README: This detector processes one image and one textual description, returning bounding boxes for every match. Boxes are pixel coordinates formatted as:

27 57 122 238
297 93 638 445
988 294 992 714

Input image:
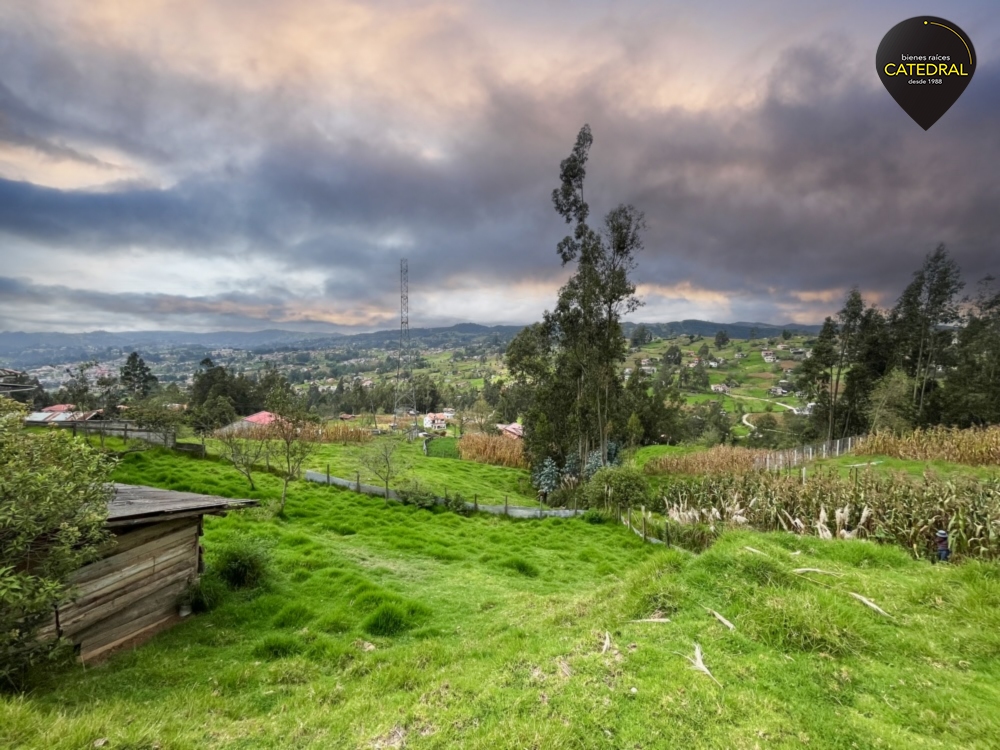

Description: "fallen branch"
849 592 894 619
630 618 671 623
705 607 735 631
792 568 843 577
744 546 766 555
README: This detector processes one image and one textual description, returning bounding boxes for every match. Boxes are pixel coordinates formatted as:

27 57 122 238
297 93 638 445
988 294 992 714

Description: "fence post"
356 472 361 492
504 495 508 516
801 466 806 485
641 506 647 542
326 464 330 484
474 494 478 512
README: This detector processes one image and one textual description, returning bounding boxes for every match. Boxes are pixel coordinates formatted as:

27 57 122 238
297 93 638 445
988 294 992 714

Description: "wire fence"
753 436 859 472
303 470 583 519
29 419 176 447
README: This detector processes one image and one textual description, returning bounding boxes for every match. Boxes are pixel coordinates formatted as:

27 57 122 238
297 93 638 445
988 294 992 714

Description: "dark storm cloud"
0 275 350 332
1 3 998 332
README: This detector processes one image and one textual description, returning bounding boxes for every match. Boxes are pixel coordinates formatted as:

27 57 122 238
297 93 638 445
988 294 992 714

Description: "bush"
213 533 274 589
583 465 651 509
581 509 606 524
1 400 113 688
395 480 439 509
362 603 413 636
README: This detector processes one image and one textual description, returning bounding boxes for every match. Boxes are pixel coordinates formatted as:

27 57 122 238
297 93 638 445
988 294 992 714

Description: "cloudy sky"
1 1 998 333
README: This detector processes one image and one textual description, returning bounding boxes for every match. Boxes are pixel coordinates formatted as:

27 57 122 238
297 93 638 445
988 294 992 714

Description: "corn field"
321 422 373 444
659 469 1000 559
645 445 768 475
856 426 1000 466
457 433 528 469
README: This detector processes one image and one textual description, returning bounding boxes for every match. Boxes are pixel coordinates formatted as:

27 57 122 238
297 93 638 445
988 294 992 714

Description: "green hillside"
4 449 1000 749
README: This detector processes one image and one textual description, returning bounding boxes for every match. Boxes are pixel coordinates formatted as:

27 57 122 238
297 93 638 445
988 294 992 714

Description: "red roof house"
42 403 76 412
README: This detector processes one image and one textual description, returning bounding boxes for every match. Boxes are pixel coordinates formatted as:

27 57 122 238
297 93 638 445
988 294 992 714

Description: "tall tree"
714 330 730 350
119 352 157 400
890 245 964 422
828 288 865 441
546 125 645 467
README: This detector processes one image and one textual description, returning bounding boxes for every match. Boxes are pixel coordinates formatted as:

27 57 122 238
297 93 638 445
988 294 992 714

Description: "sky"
1 0 998 334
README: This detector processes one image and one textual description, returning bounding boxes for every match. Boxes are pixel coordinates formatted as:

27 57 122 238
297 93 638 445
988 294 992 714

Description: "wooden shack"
38 484 257 662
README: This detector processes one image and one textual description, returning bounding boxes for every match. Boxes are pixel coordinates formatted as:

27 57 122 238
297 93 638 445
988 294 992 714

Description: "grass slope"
4 450 1000 749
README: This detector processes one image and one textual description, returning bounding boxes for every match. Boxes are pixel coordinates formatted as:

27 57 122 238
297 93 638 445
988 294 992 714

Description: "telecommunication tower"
393 259 417 428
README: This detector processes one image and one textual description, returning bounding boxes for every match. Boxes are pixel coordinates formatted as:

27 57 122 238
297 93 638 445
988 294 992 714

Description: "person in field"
935 529 951 562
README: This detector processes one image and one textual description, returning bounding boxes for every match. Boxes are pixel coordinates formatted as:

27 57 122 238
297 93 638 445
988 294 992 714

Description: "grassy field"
307 437 538 506
807 453 1000 481
5 449 1000 748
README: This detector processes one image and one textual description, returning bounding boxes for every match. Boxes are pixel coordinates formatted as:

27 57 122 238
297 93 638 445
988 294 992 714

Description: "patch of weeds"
499 556 540 578
272 603 316 628
251 634 305 660
316 612 353 634
213 533 274 589
183 573 227 613
363 603 414 636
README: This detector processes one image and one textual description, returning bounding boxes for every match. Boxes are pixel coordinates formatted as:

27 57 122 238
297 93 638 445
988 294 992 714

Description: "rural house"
39 484 257 663
423 413 448 430
711 384 730 394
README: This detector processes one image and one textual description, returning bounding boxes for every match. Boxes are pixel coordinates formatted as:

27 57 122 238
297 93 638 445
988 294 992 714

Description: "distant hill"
623 320 822 340
0 320 820 367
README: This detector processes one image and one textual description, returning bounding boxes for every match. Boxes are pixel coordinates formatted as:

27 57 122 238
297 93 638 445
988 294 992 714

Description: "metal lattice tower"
393 259 417 428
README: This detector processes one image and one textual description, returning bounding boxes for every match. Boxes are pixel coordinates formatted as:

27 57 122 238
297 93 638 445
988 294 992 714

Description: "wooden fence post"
326 464 330 484
641 506 647 542
356 472 361 492
474 494 478 512
504 495 508 516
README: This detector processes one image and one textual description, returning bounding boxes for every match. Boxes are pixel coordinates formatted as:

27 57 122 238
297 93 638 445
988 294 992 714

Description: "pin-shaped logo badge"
876 17 976 130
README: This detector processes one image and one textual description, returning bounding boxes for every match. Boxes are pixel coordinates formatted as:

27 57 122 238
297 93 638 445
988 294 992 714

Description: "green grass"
307 437 538 506
5 448 1000 748
810 453 1000 481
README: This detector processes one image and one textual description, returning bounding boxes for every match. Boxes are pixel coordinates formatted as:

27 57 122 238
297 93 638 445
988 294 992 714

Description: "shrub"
583 465 651 509
362 603 413 636
499 556 540 578
213 533 274 589
0 400 113 688
581 509 606 524
395 480 439 509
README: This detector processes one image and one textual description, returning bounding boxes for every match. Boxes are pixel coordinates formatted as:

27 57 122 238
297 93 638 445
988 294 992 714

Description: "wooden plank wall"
39 518 200 662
